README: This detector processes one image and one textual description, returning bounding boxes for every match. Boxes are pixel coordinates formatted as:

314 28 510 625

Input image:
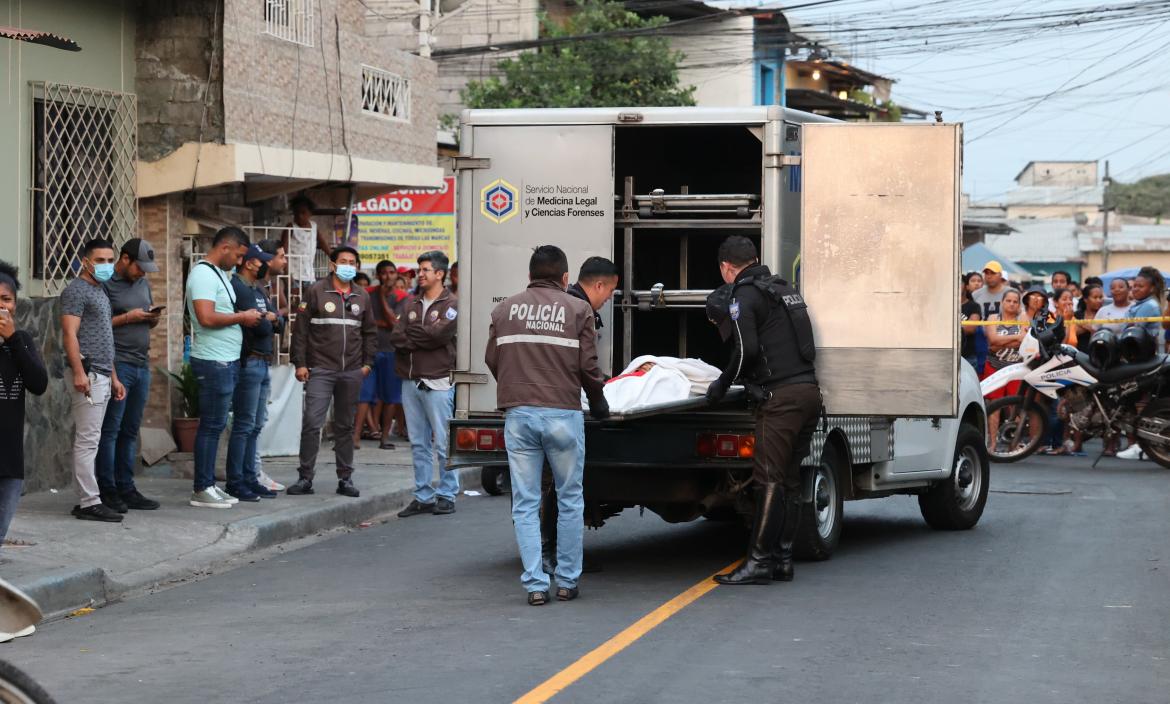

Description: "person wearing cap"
224 244 284 502
972 260 1011 321
96 238 163 514
288 246 377 498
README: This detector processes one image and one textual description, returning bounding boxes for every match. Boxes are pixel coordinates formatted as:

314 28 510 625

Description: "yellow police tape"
961 316 1170 327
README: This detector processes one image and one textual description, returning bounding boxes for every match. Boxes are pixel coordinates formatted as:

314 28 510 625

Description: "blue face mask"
93 263 115 283
336 264 357 282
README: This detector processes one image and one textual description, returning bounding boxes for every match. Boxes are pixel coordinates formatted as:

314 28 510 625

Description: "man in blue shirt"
185 227 261 509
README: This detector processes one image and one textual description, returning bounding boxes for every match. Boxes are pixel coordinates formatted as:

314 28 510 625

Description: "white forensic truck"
448 106 988 559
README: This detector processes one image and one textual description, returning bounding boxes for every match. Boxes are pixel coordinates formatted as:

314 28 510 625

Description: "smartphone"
149 306 166 314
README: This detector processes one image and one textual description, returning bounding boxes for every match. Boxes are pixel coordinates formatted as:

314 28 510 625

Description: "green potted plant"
161 363 199 453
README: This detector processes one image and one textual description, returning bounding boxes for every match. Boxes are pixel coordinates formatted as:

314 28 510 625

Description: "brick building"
1 0 441 490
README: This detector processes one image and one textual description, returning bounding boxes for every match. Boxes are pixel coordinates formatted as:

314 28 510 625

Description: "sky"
724 0 1170 200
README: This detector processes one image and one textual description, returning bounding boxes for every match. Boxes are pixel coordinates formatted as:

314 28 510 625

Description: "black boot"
715 483 785 586
772 491 801 582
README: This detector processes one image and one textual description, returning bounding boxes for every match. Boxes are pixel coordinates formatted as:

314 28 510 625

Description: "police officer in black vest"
705 236 822 585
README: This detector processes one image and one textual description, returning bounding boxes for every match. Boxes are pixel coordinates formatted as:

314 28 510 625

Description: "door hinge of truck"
764 154 801 169
453 156 490 170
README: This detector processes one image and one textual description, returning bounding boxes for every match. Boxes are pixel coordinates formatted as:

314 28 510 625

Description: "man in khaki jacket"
485 245 608 606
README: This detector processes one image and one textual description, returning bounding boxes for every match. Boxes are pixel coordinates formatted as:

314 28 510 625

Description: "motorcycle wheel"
0 659 57 704
985 395 1048 462
1136 399 1170 469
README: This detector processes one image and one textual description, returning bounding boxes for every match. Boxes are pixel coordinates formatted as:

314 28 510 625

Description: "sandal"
527 591 549 606
556 586 579 602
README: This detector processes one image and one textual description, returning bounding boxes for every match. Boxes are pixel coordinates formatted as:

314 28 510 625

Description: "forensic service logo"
480 179 518 223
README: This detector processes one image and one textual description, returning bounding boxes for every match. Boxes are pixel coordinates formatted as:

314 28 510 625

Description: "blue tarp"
1096 267 1165 289
962 243 1036 281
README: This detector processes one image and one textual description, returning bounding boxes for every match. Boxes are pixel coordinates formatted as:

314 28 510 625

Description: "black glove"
706 377 730 405
590 398 611 421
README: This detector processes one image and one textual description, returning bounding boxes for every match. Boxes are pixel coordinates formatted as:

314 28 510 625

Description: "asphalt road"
5 455 1169 704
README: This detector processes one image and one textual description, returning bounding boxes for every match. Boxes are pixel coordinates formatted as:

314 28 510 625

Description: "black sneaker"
72 504 124 522
246 481 278 499
120 489 160 511
225 484 261 502
99 489 128 514
434 497 456 515
397 499 435 517
286 479 314 495
337 479 360 498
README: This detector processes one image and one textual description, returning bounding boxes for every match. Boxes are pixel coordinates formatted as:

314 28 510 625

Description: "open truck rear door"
800 123 961 418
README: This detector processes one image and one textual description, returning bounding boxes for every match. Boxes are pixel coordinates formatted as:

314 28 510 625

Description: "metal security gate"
32 82 137 295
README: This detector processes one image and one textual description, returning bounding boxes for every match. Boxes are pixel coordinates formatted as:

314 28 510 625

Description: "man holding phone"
96 238 163 513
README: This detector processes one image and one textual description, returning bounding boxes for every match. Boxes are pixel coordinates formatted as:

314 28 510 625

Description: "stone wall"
221 0 437 168
136 0 225 162
365 0 540 117
16 297 73 493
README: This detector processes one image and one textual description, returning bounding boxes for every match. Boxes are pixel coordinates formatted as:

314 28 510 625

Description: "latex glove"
706 378 730 405
590 398 610 421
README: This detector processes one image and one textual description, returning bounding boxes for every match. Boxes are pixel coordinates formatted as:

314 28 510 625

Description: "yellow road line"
513 559 742 704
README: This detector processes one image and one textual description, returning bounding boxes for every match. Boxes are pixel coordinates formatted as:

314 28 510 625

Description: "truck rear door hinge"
764 154 802 169
453 157 490 170
453 371 489 384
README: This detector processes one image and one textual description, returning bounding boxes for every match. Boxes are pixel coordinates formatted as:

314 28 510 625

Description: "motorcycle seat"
1096 355 1168 384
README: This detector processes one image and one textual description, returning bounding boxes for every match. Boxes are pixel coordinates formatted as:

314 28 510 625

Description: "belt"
248 351 273 362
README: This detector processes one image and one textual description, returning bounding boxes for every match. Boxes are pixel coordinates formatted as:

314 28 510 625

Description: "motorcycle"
0 577 56 703
981 315 1170 467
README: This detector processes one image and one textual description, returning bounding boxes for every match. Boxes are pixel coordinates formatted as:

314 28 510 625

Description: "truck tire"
919 423 989 530
481 467 510 496
795 443 845 561
984 395 1047 462
0 659 57 704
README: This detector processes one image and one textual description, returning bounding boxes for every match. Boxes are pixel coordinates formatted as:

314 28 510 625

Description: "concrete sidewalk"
0 443 485 619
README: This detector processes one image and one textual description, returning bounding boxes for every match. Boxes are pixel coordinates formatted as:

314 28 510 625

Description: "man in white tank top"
281 196 331 286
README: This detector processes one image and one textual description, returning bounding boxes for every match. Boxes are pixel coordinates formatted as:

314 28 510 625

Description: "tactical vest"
732 274 817 386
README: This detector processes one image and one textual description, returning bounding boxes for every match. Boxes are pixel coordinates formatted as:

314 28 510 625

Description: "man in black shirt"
224 244 282 501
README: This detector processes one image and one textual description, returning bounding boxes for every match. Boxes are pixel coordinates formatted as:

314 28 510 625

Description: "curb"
22 467 484 620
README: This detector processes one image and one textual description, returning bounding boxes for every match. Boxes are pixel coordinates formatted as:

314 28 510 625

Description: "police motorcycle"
982 314 1170 467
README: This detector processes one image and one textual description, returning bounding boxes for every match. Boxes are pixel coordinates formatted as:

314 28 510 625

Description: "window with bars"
264 0 314 47
31 82 137 296
361 65 411 122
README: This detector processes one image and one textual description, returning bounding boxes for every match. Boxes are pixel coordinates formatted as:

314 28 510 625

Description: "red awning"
0 26 80 51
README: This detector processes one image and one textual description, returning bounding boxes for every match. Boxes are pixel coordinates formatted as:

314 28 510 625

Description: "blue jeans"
0 478 22 551
226 357 270 488
191 358 239 492
400 381 458 503
504 406 585 593
96 362 151 494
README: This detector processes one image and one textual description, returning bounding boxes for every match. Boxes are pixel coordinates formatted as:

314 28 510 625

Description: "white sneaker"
0 625 34 643
258 471 285 492
1116 445 1147 461
210 486 239 504
190 488 232 509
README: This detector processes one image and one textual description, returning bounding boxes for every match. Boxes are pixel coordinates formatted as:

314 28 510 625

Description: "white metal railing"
31 82 137 296
361 64 411 122
264 0 314 47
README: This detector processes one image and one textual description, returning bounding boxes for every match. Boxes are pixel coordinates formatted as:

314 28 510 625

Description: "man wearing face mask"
186 227 262 509
705 236 821 586
288 246 377 497
61 239 127 522
96 239 162 514
225 244 281 502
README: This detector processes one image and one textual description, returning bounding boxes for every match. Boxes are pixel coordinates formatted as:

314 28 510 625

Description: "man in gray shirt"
97 239 162 513
61 239 125 522
972 260 1011 321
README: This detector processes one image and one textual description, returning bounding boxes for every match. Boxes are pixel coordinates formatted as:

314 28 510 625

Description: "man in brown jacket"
485 245 609 606
287 246 376 498
390 251 460 518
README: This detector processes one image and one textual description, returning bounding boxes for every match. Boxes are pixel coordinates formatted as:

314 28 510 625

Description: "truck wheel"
481 467 510 496
919 424 989 530
795 443 845 561
984 395 1047 462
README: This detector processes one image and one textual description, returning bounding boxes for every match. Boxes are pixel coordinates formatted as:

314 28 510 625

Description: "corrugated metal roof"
998 185 1102 207
985 219 1082 262
0 25 80 51
1078 223 1170 253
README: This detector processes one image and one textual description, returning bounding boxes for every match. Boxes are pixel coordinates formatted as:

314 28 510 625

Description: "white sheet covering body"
584 356 724 413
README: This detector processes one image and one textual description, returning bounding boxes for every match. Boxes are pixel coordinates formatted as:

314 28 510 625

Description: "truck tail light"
456 428 506 452
696 433 755 459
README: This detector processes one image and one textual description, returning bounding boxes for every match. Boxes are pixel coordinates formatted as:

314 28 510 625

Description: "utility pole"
418 0 433 58
1101 160 1112 273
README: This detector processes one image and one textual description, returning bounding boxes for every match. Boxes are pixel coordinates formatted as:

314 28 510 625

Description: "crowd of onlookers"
961 259 1167 459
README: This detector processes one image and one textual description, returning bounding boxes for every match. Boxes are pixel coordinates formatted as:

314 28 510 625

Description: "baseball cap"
983 260 1004 274
243 244 274 263
120 238 159 273
398 266 415 275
